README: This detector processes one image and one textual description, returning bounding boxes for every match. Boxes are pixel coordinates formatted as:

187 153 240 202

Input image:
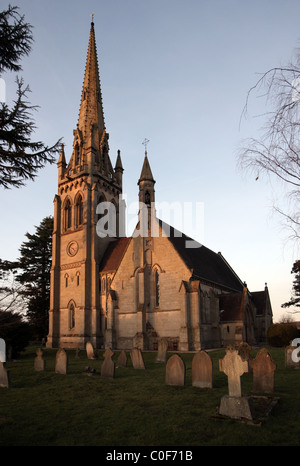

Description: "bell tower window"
64 199 72 231
75 194 83 227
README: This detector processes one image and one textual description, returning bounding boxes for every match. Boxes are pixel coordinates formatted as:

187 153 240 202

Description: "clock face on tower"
67 241 79 257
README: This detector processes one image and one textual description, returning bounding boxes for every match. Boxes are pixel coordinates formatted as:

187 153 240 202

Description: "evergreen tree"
15 216 53 339
282 260 300 310
0 5 61 189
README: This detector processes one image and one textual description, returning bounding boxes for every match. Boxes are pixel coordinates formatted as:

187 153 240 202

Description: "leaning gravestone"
250 348 276 393
156 338 168 363
86 341 97 360
165 354 185 386
130 348 145 369
101 347 115 379
219 346 254 420
192 350 213 388
117 350 127 368
34 348 45 372
285 340 300 369
55 348 68 375
0 362 10 388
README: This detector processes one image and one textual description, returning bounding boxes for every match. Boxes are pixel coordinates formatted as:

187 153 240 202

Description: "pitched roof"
160 220 244 292
99 237 131 273
219 292 246 321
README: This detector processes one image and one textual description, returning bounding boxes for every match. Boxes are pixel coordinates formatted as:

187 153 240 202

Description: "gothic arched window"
74 143 80 165
155 269 160 307
64 199 72 231
69 302 75 329
75 194 83 227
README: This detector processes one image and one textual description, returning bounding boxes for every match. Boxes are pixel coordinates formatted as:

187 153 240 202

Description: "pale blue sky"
1 0 300 322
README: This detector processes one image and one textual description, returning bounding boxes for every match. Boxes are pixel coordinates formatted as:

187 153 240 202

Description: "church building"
46 21 273 351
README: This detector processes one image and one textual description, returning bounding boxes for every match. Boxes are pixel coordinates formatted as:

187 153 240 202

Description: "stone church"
46 21 273 351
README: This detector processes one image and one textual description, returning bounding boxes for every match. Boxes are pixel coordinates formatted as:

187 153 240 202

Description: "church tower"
47 20 123 349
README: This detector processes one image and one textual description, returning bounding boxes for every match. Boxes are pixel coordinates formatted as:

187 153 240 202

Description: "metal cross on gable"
142 138 150 154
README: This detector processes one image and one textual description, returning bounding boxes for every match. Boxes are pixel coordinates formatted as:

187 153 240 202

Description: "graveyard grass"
0 346 300 446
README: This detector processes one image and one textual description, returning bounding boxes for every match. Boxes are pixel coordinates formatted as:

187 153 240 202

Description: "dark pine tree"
16 216 53 339
0 5 61 189
282 260 300 310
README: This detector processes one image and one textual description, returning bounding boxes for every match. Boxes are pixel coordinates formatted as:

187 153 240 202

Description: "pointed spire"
77 20 105 138
138 154 155 183
115 150 123 172
57 143 66 166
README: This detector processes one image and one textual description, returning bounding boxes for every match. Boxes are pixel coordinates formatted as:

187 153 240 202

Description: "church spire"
77 20 105 139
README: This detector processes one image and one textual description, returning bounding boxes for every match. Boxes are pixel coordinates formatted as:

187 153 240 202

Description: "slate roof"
99 237 131 273
159 220 244 292
99 219 244 293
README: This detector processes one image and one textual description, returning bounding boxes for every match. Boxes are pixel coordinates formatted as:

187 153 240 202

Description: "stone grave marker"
285 340 300 369
117 350 127 368
55 348 68 375
86 341 97 360
0 338 6 362
101 347 115 379
165 354 185 386
156 338 168 363
34 348 45 371
219 346 254 420
130 348 145 369
0 362 10 388
250 348 276 393
192 350 213 388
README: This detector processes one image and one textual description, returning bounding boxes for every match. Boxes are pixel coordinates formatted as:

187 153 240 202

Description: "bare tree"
238 50 300 240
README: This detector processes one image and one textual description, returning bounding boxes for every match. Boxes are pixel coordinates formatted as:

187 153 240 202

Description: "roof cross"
142 138 150 155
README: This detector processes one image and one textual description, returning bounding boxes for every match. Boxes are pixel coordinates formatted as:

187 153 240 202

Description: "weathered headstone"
192 350 213 388
219 346 254 420
55 348 68 375
219 346 248 397
101 347 115 379
117 350 127 368
86 341 97 360
156 338 168 363
250 348 276 393
130 348 145 369
165 354 185 386
0 362 9 388
285 340 300 369
34 348 45 372
0 338 6 362
238 342 252 362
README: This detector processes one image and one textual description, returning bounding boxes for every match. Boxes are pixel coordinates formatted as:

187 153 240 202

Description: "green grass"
0 346 300 446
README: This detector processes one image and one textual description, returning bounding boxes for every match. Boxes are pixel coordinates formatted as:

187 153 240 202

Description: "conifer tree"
282 260 300 311
0 5 61 189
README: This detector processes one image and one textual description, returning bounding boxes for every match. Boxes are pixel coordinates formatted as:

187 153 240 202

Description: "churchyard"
0 344 300 446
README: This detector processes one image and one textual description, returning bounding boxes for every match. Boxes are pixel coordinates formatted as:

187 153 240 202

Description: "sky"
1 0 300 323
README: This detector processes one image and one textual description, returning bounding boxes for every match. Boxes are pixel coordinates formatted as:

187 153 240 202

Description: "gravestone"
55 348 68 375
219 346 254 420
285 340 300 369
238 342 252 362
130 348 145 369
165 354 185 386
101 347 115 379
117 350 127 368
250 348 276 393
192 350 213 388
0 362 10 388
86 341 97 360
0 338 6 362
156 338 168 363
34 348 45 371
